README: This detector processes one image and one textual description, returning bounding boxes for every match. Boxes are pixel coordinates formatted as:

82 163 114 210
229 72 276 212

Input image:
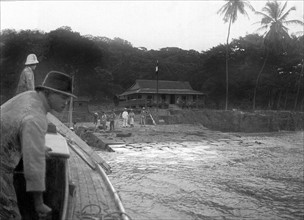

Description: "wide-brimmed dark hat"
36 71 77 98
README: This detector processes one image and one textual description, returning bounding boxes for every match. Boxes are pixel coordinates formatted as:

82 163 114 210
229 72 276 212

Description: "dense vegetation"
0 26 303 111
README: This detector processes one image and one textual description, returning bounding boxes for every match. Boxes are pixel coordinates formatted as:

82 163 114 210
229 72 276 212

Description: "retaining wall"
160 110 304 132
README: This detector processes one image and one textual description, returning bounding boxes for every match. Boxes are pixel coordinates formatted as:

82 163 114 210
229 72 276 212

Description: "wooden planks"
68 149 119 219
47 113 111 174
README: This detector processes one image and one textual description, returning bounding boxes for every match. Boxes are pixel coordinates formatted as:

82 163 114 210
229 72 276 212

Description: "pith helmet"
25 54 39 65
36 71 77 98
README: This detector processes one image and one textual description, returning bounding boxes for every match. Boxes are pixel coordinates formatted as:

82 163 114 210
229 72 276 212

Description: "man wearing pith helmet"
16 53 39 95
1 71 76 219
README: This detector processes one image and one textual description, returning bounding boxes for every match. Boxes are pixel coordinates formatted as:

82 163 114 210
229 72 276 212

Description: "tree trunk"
253 50 269 110
225 18 232 111
267 88 274 110
294 63 303 111
284 87 289 110
293 76 301 111
276 90 282 110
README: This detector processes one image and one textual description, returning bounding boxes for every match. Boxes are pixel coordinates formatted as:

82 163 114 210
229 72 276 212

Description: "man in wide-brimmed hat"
1 71 76 219
16 54 39 95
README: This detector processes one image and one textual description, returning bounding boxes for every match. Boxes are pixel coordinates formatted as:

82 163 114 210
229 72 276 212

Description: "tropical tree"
217 0 254 110
252 0 304 110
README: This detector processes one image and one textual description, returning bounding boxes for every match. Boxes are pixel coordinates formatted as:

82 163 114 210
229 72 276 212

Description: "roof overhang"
119 89 204 97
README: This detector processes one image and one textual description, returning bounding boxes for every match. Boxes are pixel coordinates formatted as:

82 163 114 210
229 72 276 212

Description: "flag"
155 60 159 76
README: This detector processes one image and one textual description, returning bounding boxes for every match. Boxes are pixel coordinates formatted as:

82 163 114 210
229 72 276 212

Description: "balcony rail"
119 98 205 109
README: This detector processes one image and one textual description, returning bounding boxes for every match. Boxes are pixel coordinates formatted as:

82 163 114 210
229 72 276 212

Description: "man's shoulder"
22 66 33 74
2 91 37 108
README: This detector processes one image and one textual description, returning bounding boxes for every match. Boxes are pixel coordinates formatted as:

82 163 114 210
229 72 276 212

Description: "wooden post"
68 74 74 128
157 70 159 112
196 94 198 109
156 60 159 112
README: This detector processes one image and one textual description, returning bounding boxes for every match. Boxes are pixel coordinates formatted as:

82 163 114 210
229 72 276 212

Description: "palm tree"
217 0 254 110
252 0 304 110
294 60 303 111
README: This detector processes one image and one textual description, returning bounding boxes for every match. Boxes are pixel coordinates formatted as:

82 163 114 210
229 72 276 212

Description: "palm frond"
218 0 254 24
238 5 250 19
293 31 304 37
279 1 288 18
252 21 260 25
262 1 276 18
261 17 273 25
217 3 230 15
255 25 269 33
243 1 255 12
284 20 304 26
255 11 273 23
266 1 281 21
280 6 296 21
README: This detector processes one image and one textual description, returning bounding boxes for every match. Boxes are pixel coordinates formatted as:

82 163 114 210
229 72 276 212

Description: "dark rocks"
116 132 132 137
75 126 114 151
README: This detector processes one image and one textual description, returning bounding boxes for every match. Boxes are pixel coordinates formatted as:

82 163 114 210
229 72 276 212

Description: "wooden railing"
119 98 205 109
118 99 150 108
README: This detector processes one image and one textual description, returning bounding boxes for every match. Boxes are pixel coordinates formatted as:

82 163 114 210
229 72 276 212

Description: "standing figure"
108 109 116 131
122 108 129 128
1 71 76 220
16 54 39 95
101 111 107 130
93 112 99 132
129 109 135 127
93 112 99 125
140 107 147 126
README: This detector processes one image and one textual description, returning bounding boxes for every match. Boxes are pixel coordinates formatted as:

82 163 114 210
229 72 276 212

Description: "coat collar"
37 91 51 114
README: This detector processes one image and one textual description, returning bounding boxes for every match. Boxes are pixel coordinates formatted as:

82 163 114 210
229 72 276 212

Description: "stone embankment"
157 109 304 132
73 109 303 152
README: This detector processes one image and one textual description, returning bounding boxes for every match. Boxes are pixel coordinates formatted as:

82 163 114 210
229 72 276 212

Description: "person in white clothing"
16 54 39 95
122 108 129 127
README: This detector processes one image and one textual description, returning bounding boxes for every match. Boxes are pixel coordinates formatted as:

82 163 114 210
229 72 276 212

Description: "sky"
1 0 303 52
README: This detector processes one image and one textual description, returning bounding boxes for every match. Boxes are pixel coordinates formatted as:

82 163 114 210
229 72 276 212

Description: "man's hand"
45 146 52 158
35 203 52 217
33 192 52 216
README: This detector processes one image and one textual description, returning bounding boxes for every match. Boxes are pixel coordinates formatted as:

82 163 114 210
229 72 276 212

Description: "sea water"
101 134 304 220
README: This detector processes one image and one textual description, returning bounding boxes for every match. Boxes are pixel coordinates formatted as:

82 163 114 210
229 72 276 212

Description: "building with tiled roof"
118 79 205 108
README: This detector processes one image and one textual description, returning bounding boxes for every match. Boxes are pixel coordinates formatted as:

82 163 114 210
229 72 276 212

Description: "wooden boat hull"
13 155 69 220
14 119 129 220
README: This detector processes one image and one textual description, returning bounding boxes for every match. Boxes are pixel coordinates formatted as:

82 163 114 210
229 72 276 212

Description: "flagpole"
156 60 159 112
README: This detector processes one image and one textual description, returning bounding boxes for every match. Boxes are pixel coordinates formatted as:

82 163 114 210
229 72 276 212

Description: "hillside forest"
0 26 303 111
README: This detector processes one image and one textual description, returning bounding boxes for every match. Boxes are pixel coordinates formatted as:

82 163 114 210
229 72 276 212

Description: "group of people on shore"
122 107 148 127
93 110 116 131
93 107 148 131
